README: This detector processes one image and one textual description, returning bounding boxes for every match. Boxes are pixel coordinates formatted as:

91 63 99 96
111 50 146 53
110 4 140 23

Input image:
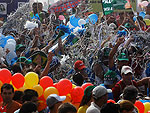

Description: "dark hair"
123 85 138 101
19 102 37 113
58 103 77 113
73 72 84 86
13 91 24 102
1 83 14 93
101 103 120 113
119 100 134 112
22 89 38 103
11 63 23 74
79 94 92 107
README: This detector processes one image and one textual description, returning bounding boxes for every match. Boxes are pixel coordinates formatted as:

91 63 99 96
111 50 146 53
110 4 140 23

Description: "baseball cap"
104 70 117 85
74 60 86 70
46 94 66 108
121 66 133 75
84 86 96 97
16 44 25 51
92 86 112 99
16 57 32 64
117 53 129 61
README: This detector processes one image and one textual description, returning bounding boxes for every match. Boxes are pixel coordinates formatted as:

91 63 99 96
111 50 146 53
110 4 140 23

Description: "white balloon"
7 39 16 46
6 51 17 65
78 19 86 26
4 42 16 52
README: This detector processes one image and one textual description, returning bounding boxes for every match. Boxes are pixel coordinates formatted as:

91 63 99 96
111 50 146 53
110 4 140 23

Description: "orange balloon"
57 79 72 96
12 73 25 89
0 68 12 83
81 83 93 90
40 76 53 90
63 94 71 103
44 87 59 100
71 86 84 103
38 100 47 112
33 85 43 97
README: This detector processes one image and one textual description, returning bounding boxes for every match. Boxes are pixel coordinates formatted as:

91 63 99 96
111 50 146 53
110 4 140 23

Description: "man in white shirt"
86 86 112 113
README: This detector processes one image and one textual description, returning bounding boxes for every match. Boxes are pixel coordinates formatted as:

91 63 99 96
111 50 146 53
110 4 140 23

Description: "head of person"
121 66 133 85
79 86 96 107
92 86 111 107
117 53 129 71
119 100 135 113
46 94 66 112
104 70 118 88
101 102 120 113
128 11 134 19
91 61 104 81
38 2 43 11
22 89 39 106
73 72 84 86
74 60 86 72
19 101 38 113
119 12 124 19
123 85 138 104
15 44 25 57
1 83 14 103
13 91 24 104
58 102 77 113
32 2 38 14
146 3 150 15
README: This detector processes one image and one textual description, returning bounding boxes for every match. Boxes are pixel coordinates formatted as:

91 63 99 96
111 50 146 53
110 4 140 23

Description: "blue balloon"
133 16 136 21
0 34 7 48
0 35 15 48
139 12 146 19
70 15 80 27
87 14 98 24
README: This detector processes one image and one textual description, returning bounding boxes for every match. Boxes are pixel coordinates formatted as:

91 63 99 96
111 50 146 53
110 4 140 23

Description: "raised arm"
109 37 125 69
40 52 54 78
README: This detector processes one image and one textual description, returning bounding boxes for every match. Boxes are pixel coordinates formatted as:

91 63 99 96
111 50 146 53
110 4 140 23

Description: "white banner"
0 3 7 15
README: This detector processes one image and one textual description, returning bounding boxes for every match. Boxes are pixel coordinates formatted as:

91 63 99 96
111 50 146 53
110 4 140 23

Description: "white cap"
121 66 133 75
92 86 112 99
46 94 66 107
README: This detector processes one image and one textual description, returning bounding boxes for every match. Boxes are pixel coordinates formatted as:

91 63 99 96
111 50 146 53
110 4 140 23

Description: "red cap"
74 60 86 70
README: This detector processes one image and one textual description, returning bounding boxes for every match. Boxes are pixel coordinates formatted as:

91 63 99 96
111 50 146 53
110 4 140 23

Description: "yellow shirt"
77 105 89 113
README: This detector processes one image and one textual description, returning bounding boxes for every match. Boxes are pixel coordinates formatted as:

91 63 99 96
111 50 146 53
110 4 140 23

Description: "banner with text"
102 0 113 15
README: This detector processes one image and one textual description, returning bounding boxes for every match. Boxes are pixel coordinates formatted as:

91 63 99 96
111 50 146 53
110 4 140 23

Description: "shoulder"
12 100 22 107
86 103 100 113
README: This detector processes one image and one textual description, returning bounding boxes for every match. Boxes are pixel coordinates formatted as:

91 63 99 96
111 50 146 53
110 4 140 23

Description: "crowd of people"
0 0 150 113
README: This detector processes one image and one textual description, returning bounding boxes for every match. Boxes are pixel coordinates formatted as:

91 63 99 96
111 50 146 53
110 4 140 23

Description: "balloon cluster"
134 101 150 113
0 69 96 109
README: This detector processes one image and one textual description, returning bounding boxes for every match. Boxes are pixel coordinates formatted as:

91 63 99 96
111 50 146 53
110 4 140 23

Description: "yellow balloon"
144 19 150 26
144 102 150 113
17 86 26 92
25 72 39 88
44 87 59 100
9 81 17 91
33 85 43 97
72 84 76 89
0 81 3 93
63 94 71 103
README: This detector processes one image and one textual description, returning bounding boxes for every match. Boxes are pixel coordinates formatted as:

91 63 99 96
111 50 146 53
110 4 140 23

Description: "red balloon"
40 76 53 90
71 86 84 103
134 101 145 113
81 83 93 90
57 79 72 96
107 99 116 103
12 73 25 89
0 68 12 83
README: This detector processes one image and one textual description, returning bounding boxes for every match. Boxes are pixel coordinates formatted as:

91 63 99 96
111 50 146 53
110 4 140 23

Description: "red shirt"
112 80 138 102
